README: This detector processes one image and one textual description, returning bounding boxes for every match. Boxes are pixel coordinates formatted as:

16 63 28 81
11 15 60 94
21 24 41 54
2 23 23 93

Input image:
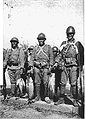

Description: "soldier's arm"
49 45 53 67
19 48 25 69
29 48 35 67
54 53 62 67
3 50 9 69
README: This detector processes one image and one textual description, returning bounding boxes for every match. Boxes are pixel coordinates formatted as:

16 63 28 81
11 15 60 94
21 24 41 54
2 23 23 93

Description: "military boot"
32 84 41 103
54 97 65 105
54 84 65 105
71 85 79 107
72 99 79 107
10 84 16 97
53 94 59 102
44 84 51 104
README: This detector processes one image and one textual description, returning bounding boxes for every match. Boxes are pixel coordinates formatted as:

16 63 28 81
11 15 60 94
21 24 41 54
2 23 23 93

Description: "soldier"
3 37 25 97
28 46 35 96
52 46 62 102
29 33 53 103
3 48 7 61
23 46 35 99
28 46 34 69
54 26 79 106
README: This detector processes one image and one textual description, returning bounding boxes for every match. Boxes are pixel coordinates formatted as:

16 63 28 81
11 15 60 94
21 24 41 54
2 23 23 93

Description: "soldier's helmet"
37 33 46 40
28 45 34 50
52 46 59 53
66 26 75 35
10 37 19 43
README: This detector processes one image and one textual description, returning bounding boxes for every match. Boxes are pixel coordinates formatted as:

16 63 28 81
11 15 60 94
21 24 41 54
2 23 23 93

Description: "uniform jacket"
60 39 78 66
3 47 25 70
29 44 53 68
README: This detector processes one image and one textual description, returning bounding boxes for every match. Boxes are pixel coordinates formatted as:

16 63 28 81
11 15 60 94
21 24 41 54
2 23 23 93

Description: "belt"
65 57 76 63
34 61 49 69
9 63 18 66
65 57 77 67
12 63 18 66
7 65 20 70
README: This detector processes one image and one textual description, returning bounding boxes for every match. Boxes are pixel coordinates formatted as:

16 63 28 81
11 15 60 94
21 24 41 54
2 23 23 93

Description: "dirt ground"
0 96 81 119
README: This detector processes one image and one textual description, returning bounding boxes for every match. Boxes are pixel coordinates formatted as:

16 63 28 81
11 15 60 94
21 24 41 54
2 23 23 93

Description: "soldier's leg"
32 67 41 102
8 70 16 96
43 68 51 103
15 69 21 80
21 73 27 95
70 66 78 106
32 73 36 99
15 69 23 97
43 69 49 97
54 68 61 102
70 66 77 98
54 70 67 105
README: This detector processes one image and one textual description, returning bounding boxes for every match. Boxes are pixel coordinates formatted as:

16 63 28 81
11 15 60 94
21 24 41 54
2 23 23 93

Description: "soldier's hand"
47 67 52 75
53 63 58 68
39 64 42 69
20 68 24 74
3 62 7 69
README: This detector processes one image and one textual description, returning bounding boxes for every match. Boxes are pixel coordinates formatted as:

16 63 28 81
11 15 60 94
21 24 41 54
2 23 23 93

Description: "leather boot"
10 84 16 97
44 83 48 98
73 99 79 107
54 97 65 105
71 85 78 107
32 84 41 102
71 85 77 98
44 83 51 103
54 84 65 105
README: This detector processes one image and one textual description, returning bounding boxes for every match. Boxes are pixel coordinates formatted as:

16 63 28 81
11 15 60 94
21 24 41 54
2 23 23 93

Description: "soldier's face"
38 39 45 46
11 41 18 49
29 49 33 55
67 33 74 41
53 51 57 56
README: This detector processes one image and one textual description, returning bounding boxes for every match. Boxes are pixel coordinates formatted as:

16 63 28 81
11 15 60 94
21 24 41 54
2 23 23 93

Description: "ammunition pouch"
34 61 48 69
65 57 77 67
34 61 41 69
7 61 18 67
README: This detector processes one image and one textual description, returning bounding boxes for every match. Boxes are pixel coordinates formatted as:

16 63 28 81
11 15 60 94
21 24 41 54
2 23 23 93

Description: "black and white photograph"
0 0 84 118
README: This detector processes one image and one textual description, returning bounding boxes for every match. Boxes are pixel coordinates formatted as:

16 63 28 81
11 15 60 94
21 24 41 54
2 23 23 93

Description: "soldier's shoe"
45 97 51 104
54 98 65 105
22 93 28 98
73 99 79 107
6 95 11 99
8 93 15 98
32 96 41 103
53 95 59 102
28 99 33 104
19 93 25 98
3 94 10 100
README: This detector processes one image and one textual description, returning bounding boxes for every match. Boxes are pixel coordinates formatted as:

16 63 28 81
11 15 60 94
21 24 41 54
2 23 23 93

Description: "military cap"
52 46 59 52
37 33 46 40
10 37 19 43
28 45 34 50
66 26 75 35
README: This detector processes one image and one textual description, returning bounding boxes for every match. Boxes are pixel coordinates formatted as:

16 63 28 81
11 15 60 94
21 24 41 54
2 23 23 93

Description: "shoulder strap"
37 45 49 59
60 41 67 47
7 49 12 56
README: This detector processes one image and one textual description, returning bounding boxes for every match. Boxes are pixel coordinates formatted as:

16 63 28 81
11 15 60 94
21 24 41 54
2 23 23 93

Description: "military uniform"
54 26 79 106
3 47 25 96
3 49 7 61
24 46 35 99
60 40 78 98
30 44 53 101
51 47 62 101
